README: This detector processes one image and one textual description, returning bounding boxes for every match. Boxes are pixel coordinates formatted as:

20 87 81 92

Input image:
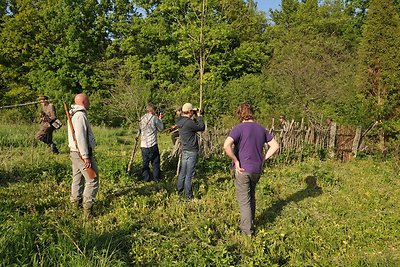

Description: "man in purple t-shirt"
224 103 279 236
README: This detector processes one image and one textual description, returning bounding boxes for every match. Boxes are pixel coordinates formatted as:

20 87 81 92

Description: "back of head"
146 104 156 114
74 93 90 109
182 103 193 114
236 103 255 121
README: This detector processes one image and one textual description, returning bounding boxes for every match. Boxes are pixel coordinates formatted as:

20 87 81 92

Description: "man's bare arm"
223 136 244 174
265 138 279 160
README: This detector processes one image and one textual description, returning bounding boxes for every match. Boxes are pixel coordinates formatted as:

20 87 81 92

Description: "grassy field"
0 124 399 266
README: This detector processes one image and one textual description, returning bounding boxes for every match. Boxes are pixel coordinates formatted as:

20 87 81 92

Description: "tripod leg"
127 137 139 174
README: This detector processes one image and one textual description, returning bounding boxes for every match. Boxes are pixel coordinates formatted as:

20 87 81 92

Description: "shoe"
50 144 59 154
83 208 93 220
71 200 82 209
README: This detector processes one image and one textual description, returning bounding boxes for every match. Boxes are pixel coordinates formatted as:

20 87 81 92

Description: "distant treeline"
0 0 399 151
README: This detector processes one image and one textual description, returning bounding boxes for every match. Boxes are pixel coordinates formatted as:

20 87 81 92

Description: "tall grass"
1 124 399 266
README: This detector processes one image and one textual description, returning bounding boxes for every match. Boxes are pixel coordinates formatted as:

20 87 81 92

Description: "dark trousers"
141 145 161 181
35 124 54 145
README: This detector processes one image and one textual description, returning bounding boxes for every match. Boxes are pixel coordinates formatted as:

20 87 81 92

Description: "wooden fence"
168 119 376 163
269 120 363 162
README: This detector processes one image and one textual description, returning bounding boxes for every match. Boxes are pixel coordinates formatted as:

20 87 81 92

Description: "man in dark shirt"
176 103 205 200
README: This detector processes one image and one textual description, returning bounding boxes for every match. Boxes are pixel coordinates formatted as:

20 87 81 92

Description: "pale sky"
255 0 281 12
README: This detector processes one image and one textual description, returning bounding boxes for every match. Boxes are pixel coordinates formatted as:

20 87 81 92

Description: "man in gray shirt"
140 104 164 182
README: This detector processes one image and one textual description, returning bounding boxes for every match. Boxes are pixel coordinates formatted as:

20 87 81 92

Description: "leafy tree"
103 0 268 124
0 0 41 104
344 0 369 35
106 56 151 128
27 0 109 96
0 0 110 122
270 0 300 29
357 0 400 152
149 0 268 112
267 0 357 121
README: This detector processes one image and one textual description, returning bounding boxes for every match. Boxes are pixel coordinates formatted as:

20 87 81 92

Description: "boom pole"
0 101 41 110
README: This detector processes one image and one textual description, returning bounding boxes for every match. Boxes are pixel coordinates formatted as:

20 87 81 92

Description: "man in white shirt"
140 104 164 182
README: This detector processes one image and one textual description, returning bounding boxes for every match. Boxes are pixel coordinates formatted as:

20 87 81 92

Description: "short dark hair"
236 103 255 121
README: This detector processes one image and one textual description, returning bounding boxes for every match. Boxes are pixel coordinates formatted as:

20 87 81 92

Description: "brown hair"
236 103 255 121
146 103 156 113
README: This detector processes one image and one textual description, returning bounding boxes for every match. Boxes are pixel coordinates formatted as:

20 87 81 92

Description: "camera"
155 104 166 117
192 108 204 116
155 107 163 116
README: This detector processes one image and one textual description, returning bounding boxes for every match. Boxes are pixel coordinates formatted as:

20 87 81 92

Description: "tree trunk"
199 0 206 110
373 67 385 153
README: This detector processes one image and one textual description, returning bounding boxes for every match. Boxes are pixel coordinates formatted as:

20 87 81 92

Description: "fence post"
352 127 362 158
328 122 337 158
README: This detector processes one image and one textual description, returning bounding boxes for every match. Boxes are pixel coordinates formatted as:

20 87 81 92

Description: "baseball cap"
182 103 193 112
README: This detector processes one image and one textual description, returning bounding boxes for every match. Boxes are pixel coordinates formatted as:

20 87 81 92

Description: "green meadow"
0 124 399 266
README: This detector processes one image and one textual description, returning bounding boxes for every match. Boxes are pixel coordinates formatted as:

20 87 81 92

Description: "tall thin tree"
357 0 400 152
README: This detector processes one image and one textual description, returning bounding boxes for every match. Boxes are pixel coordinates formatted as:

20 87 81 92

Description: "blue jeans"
177 150 198 199
141 145 161 181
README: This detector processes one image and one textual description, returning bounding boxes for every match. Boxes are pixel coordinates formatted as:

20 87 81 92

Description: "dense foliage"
0 0 399 149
